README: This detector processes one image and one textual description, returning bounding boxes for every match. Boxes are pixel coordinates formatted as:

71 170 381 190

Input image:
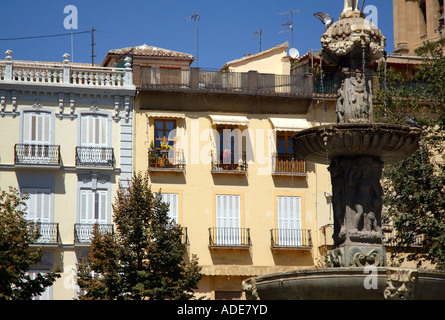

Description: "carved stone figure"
342 0 359 14
384 268 418 300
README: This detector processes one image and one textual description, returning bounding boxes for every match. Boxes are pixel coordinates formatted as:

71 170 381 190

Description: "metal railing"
272 153 306 175
75 146 115 167
270 229 312 248
383 225 424 248
208 227 251 247
140 67 314 96
14 144 60 166
74 223 114 244
211 151 248 173
33 222 59 244
148 149 185 170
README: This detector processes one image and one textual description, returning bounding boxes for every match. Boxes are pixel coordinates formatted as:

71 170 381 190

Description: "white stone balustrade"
1 50 133 89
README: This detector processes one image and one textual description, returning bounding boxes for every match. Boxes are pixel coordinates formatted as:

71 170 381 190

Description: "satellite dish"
289 48 300 59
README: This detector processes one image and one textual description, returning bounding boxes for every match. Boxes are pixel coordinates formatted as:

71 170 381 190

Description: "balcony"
272 153 307 176
211 151 248 174
148 149 185 172
208 227 251 249
383 225 424 248
74 223 114 244
31 222 60 245
14 144 61 168
75 146 115 169
270 229 312 250
139 67 316 97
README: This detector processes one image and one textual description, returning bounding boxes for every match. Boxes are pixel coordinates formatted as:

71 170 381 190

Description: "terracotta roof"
106 44 194 60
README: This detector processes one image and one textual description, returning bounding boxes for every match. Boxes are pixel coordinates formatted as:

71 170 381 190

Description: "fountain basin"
243 267 445 300
293 123 422 164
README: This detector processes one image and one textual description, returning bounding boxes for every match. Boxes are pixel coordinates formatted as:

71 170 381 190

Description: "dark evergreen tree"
77 172 203 299
0 187 61 300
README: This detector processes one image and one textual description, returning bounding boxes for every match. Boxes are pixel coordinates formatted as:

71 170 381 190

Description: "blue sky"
0 0 394 68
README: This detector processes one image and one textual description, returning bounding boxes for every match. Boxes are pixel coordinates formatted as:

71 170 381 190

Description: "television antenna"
253 29 263 52
277 9 300 48
91 27 97 66
186 12 200 67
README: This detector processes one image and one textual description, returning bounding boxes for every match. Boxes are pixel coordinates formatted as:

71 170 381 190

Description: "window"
218 125 236 165
23 111 51 145
277 196 302 246
79 189 108 225
157 193 178 223
154 119 176 150
215 194 240 245
276 131 295 155
28 271 52 300
81 114 108 147
22 188 51 223
77 113 113 167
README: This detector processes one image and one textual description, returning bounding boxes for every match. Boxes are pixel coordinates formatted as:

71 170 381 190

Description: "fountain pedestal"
292 123 422 267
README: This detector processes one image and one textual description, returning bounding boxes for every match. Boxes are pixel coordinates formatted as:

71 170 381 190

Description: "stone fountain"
243 1 445 300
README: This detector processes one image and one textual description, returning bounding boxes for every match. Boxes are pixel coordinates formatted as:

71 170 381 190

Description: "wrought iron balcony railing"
148 149 185 171
29 222 60 244
75 146 115 168
382 225 424 248
211 151 247 174
14 144 60 166
74 223 114 244
270 229 312 248
208 227 251 247
272 153 306 176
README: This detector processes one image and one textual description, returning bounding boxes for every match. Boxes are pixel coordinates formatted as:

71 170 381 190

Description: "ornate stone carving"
320 17 385 67
242 278 260 300
329 156 384 246
384 268 418 300
330 244 385 267
336 70 373 123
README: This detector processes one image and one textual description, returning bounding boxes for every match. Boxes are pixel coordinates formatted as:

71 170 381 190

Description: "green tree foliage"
373 42 445 269
0 187 61 300
76 172 203 300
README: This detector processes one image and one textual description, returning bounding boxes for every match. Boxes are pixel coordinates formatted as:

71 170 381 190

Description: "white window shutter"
216 194 240 245
277 196 301 246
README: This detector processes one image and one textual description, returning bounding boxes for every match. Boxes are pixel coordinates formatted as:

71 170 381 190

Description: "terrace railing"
140 67 315 96
0 50 133 89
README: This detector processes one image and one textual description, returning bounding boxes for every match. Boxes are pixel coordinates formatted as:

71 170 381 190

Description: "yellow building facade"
101 43 337 299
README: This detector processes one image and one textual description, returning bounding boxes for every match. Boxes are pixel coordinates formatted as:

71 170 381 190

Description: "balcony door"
23 112 51 145
22 187 51 224
158 193 178 223
21 111 53 163
216 194 240 245
79 189 108 225
277 196 301 246
78 113 111 166
81 114 108 148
